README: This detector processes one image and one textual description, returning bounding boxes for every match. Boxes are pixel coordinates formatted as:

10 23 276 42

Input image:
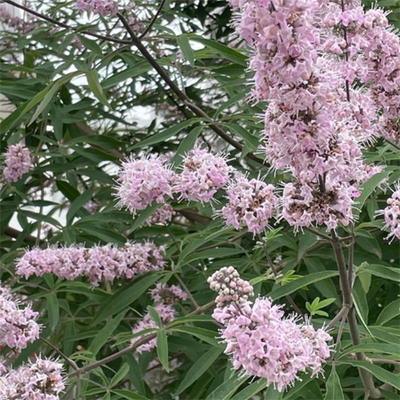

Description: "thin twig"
369 358 400 367
69 300 214 378
331 230 381 399
327 304 351 330
303 226 332 242
3 0 132 44
174 273 199 309
139 0 167 39
40 337 79 370
116 12 266 166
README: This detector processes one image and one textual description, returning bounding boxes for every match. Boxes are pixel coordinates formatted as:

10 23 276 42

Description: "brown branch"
3 0 132 45
139 0 166 39
69 300 215 378
116 13 266 166
5 227 35 243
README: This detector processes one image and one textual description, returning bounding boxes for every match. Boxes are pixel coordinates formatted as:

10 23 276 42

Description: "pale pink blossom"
3 144 32 182
220 175 277 234
115 156 174 215
0 285 40 352
174 147 231 203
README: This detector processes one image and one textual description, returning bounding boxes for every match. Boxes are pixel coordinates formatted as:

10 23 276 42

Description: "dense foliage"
0 0 399 399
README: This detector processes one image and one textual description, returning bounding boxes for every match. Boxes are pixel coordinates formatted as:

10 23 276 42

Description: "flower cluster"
2 144 33 182
76 0 118 16
0 5 37 33
145 204 175 226
16 242 165 286
131 284 186 353
114 147 232 217
209 268 332 392
150 283 187 304
220 175 277 234
0 357 64 400
115 157 175 215
208 266 253 307
226 0 387 231
377 184 400 242
322 4 400 144
174 147 231 203
281 180 353 232
0 285 40 352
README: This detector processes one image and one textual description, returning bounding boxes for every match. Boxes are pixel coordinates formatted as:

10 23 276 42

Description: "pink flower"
76 0 118 16
16 242 165 285
145 204 175 226
220 175 277 234
0 356 64 399
208 269 332 392
0 285 40 352
150 283 187 304
115 156 174 215
376 183 400 242
174 147 231 203
2 144 32 182
131 303 176 353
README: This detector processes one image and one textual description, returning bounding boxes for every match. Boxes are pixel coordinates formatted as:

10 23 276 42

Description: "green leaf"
50 107 63 141
376 299 400 325
358 264 400 284
353 169 391 216
380 390 400 400
283 375 312 400
358 270 372 293
0 86 52 133
110 362 130 387
147 305 162 328
224 122 259 150
304 258 339 304
89 310 127 356
177 35 195 65
205 372 248 400
269 271 339 300
171 126 203 167
123 354 146 395
129 202 161 232
92 273 162 324
102 62 152 88
170 326 220 346
175 346 224 395
230 378 268 400
78 35 103 56
187 35 247 66
157 329 169 372
338 360 400 390
56 180 80 201
112 390 150 400
66 186 94 225
264 385 283 400
18 210 62 228
339 343 400 359
29 71 83 125
86 69 111 108
131 119 200 149
78 226 126 245
46 293 59 331
324 365 344 400
214 91 247 119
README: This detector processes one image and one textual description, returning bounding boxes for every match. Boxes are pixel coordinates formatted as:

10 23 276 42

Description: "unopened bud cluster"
208 267 254 307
